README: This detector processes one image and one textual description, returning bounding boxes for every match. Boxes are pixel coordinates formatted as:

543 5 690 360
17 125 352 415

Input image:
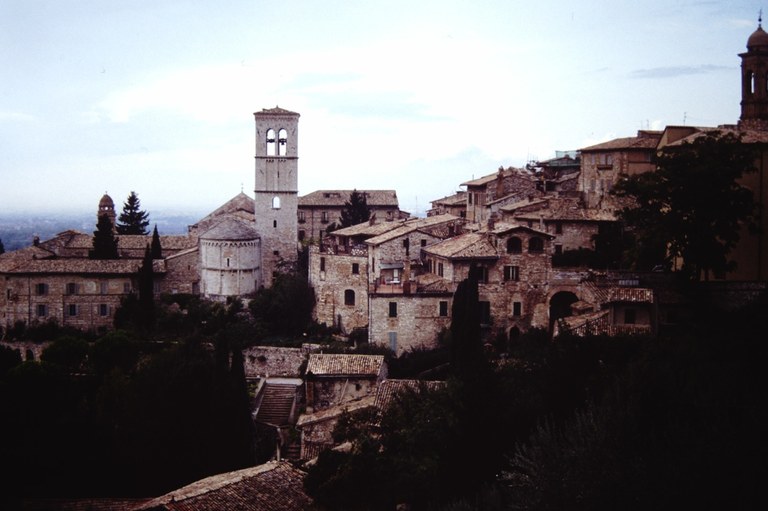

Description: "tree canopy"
90 213 119 259
116 191 150 235
339 189 372 228
613 130 757 280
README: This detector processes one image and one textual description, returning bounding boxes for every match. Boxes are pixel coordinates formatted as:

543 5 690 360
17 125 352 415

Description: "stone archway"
549 291 579 332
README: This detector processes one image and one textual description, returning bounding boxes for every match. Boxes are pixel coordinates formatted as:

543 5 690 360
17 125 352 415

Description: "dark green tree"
116 191 150 235
150 224 162 259
450 270 483 378
0 237 5 255
138 245 155 329
613 130 757 279
91 214 119 259
339 189 372 228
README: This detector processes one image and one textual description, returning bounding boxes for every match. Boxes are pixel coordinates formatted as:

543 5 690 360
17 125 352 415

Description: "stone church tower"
254 107 300 287
739 18 768 130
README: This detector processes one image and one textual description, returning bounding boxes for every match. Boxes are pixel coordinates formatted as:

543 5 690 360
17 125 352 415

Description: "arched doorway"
549 291 578 332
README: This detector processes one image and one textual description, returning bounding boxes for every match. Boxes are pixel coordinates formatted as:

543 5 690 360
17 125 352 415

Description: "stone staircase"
255 383 297 426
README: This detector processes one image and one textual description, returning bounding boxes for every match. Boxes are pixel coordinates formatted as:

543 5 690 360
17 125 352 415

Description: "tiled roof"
1 257 156 275
461 166 529 187
37 231 194 252
191 193 256 228
299 190 399 207
663 126 768 146
592 286 654 304
296 396 376 428
134 461 311 511
580 133 661 152
306 353 385 377
200 218 259 241
374 379 446 412
330 220 404 238
423 232 498 260
364 214 460 245
503 197 616 222
430 192 466 206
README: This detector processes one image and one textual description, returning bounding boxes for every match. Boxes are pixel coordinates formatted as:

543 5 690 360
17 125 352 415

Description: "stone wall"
243 345 311 378
307 376 379 411
368 292 452 355
309 246 369 332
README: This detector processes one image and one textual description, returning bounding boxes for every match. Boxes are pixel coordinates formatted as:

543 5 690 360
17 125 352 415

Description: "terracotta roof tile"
423 232 498 260
134 461 311 511
299 190 399 207
374 379 447 412
306 354 385 377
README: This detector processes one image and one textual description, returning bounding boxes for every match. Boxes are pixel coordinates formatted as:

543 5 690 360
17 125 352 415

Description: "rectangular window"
555 222 563 234
420 239 427 247
352 263 359 275
554 244 563 256
438 263 444 277
36 283 48 296
439 301 448 317
321 211 329 223
298 229 306 241
513 301 522 316
36 304 47 317
66 282 77 295
388 302 397 318
503 266 520 282
100 281 108 295
68 304 78 317
320 257 326 272
479 301 491 324
123 282 132 293
624 308 636 325
99 304 109 316
298 211 306 222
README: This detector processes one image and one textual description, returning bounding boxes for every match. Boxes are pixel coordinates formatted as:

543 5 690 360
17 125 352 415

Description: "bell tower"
740 16 768 130
253 107 300 287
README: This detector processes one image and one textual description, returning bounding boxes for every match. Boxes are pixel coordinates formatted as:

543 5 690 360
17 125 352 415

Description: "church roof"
747 24 768 50
200 218 260 241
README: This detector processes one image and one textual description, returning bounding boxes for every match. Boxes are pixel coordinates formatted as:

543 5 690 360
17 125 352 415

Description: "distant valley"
0 212 202 252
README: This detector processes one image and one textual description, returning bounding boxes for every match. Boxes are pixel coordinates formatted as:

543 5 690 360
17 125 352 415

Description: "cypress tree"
91 214 119 259
150 225 162 259
138 244 155 329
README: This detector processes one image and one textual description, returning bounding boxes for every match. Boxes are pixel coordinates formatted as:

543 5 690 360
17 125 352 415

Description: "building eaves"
363 214 460 246
580 134 661 152
4 258 154 275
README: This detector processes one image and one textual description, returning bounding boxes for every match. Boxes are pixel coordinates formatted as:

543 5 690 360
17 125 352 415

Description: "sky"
0 0 762 218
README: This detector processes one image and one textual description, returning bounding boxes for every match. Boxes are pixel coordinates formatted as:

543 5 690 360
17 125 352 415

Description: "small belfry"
739 12 768 129
253 107 300 287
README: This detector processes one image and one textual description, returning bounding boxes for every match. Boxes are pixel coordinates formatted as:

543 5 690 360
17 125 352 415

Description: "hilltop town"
1 21 767 511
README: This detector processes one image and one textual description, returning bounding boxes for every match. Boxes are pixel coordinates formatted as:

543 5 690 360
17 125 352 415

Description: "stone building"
462 166 538 226
298 189 402 242
198 218 261 299
304 353 387 413
578 130 661 209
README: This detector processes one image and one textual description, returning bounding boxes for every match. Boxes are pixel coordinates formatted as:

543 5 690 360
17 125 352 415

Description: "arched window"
278 128 288 156
344 289 355 306
272 196 281 209
266 129 276 156
507 237 522 254
529 236 544 253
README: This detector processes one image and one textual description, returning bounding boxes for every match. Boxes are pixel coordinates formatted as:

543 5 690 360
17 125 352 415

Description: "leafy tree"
116 191 150 235
91 214 119 259
150 224 162 259
613 130 757 279
339 189 372 228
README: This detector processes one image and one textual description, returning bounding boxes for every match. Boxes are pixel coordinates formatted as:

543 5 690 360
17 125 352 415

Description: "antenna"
760 9 763 27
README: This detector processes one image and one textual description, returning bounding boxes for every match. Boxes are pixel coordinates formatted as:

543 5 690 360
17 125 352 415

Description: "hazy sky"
0 0 761 218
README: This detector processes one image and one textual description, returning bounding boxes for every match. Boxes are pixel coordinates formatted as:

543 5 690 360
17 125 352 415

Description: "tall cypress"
150 225 162 259
91 214 119 259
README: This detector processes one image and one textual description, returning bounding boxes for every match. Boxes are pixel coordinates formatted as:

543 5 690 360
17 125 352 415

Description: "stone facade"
310 247 369 332
368 292 452 354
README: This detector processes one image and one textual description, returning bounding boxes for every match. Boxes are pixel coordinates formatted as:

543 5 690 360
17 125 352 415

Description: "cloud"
629 64 731 79
0 111 36 122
